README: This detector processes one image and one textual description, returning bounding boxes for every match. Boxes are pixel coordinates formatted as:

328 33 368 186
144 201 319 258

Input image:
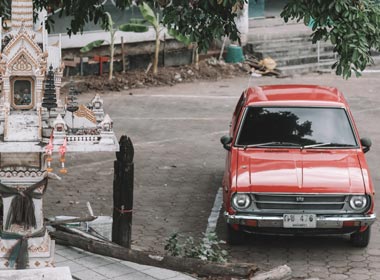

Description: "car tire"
226 224 245 245
350 226 371 247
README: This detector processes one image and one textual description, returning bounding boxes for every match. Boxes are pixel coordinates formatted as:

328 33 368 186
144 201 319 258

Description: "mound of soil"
61 59 251 94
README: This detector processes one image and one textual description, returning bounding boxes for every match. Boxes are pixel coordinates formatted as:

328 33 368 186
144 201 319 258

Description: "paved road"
45 72 380 279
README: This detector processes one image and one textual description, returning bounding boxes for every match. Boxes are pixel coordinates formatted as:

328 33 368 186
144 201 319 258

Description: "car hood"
235 149 365 193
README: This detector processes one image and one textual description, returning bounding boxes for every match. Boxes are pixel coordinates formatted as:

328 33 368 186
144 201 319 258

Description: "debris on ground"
61 57 278 94
250 265 292 280
245 55 282 77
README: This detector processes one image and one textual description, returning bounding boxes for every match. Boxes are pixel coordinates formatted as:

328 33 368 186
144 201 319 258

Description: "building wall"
248 0 289 18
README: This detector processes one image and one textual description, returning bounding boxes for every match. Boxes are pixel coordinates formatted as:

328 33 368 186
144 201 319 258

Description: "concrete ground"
45 70 380 279
54 244 196 280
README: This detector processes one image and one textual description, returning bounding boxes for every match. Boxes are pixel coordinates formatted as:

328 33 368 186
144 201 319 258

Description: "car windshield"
236 107 358 148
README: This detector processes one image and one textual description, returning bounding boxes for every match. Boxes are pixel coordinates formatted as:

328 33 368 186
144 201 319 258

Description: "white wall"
235 3 249 46
48 27 168 49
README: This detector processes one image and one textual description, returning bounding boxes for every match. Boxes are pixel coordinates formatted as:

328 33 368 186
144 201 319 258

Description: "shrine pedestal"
0 236 55 269
0 176 54 269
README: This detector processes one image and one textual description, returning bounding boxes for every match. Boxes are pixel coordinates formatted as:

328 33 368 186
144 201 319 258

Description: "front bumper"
224 212 376 228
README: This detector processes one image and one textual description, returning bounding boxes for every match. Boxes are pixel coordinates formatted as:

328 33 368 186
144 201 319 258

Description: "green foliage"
102 12 114 31
164 232 228 263
33 0 107 36
80 13 148 54
165 233 182 257
0 0 11 25
139 2 159 30
119 23 148 32
167 29 191 46
78 11 148 79
161 0 246 53
281 0 380 79
27 0 243 56
80 40 105 53
31 0 244 42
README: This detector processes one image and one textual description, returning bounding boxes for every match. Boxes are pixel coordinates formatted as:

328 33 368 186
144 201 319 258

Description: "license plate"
283 214 317 228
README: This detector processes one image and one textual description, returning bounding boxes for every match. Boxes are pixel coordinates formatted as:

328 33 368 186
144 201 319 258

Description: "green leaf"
354 69 362 78
119 23 148 33
139 2 159 30
336 65 342 76
336 3 341 13
168 29 191 45
304 14 310 26
352 49 359 61
80 40 105 53
102 12 114 31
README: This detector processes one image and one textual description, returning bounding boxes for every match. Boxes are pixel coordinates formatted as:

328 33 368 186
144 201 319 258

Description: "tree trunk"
51 230 257 278
153 31 160 75
193 44 199 70
109 31 115 80
121 36 126 73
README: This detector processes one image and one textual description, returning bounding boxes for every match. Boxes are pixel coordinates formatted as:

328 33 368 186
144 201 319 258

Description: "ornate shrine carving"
11 54 33 71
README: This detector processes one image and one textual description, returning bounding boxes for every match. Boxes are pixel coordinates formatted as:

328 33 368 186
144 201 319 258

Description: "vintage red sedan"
221 85 375 247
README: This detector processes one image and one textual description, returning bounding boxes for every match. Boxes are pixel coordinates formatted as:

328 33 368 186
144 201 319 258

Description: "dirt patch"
61 58 252 94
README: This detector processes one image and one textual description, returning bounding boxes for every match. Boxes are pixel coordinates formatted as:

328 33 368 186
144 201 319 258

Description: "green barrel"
225 45 245 63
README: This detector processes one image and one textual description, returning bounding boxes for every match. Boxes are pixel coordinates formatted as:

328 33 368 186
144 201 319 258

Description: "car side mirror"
220 135 232 151
361 137 372 153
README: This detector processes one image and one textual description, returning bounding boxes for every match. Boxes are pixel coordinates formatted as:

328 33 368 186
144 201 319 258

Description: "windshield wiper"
303 142 331 149
329 143 356 147
243 142 301 148
303 142 356 149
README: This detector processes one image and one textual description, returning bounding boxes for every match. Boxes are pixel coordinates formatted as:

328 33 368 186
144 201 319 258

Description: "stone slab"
0 266 72 279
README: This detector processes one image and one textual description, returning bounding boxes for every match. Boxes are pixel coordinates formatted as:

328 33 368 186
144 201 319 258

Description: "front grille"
252 194 348 213
256 203 344 210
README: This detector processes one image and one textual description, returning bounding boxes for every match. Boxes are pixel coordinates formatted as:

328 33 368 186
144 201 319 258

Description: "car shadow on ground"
215 213 368 256
242 233 352 249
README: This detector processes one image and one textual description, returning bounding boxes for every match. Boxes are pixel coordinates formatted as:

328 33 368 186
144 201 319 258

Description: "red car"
221 85 375 247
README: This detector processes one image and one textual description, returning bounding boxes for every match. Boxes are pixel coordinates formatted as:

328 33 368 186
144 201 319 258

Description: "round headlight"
232 193 251 210
350 196 368 211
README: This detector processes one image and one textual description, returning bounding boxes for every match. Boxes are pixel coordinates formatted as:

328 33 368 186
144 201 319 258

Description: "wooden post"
121 36 126 73
112 135 134 248
163 33 166 68
80 56 83 76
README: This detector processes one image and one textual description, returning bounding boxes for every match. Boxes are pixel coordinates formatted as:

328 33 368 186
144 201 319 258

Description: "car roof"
245 84 348 107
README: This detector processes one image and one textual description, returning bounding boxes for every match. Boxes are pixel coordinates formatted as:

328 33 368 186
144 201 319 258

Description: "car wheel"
226 224 245 245
350 226 371 247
